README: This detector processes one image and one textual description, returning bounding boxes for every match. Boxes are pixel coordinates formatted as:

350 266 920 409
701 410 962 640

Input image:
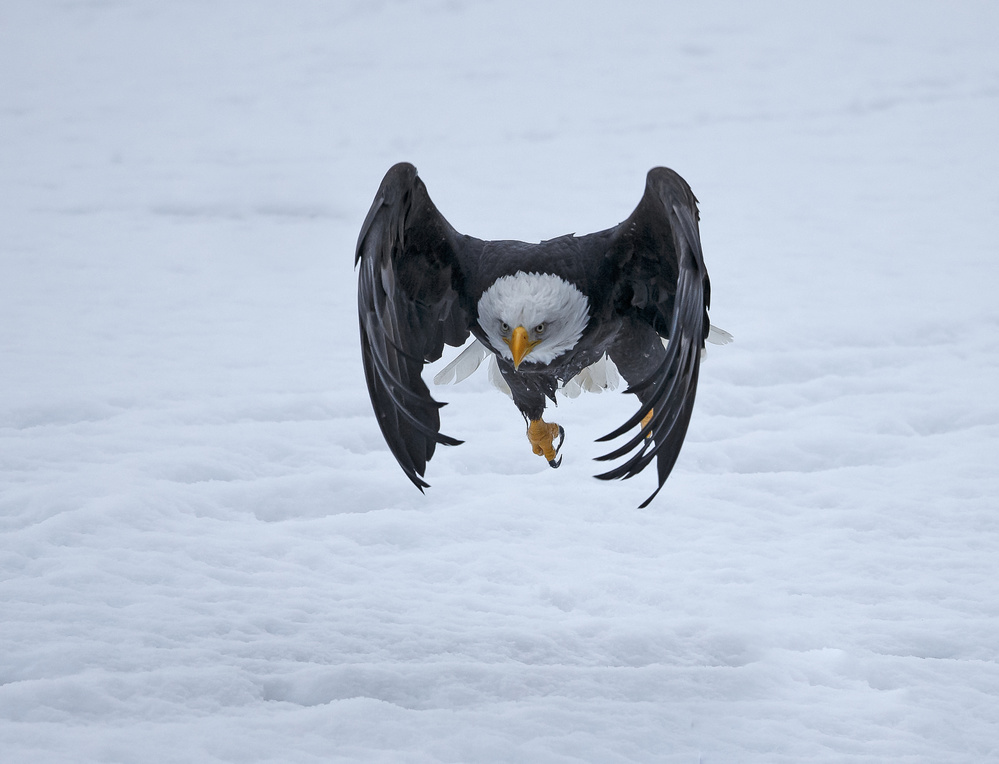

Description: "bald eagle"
356 163 724 507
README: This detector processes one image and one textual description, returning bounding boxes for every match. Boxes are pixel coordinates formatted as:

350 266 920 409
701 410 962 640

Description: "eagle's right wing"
355 163 474 490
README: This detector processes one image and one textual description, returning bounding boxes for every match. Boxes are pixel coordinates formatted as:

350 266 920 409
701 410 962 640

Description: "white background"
2 1 997 761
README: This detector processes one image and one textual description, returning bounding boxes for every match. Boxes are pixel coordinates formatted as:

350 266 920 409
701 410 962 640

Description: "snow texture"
2 1 998 762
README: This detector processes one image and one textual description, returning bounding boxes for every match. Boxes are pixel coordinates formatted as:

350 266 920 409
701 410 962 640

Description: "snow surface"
2 1 998 762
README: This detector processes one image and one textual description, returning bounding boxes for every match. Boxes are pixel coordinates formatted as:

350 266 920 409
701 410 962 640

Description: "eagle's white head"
476 272 590 369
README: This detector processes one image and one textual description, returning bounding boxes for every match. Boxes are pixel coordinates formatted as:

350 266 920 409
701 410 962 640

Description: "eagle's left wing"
355 163 474 490
593 167 711 507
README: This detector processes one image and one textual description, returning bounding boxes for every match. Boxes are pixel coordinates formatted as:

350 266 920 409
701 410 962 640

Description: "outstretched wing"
355 162 474 490
594 167 711 507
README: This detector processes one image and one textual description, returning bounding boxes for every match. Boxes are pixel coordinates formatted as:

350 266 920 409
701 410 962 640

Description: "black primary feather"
594 168 710 507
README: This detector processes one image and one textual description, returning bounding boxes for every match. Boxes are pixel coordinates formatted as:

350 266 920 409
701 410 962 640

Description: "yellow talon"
641 408 654 438
527 418 562 463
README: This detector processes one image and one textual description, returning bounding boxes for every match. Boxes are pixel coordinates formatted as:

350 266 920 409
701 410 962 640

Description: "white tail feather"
560 354 621 399
433 340 490 385
707 324 733 345
487 356 512 397
701 324 733 360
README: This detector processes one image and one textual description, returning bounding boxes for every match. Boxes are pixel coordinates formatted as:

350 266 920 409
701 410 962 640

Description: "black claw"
547 426 565 468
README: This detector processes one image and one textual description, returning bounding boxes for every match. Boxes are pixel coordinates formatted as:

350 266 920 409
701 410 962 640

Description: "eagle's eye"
500 322 510 334
535 323 545 334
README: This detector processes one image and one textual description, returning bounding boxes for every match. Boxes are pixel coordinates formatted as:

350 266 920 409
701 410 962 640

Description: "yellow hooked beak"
503 325 540 370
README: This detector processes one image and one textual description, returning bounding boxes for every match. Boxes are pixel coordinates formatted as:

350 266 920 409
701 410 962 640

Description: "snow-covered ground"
2 2 998 761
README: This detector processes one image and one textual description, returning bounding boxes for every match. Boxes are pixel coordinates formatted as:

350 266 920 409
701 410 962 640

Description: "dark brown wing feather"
355 163 473 489
593 167 711 507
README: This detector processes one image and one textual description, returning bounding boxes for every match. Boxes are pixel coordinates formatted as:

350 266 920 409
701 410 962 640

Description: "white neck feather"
477 272 590 365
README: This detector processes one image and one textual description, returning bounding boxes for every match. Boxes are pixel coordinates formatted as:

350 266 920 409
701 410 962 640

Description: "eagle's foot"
641 408 654 439
528 418 564 468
